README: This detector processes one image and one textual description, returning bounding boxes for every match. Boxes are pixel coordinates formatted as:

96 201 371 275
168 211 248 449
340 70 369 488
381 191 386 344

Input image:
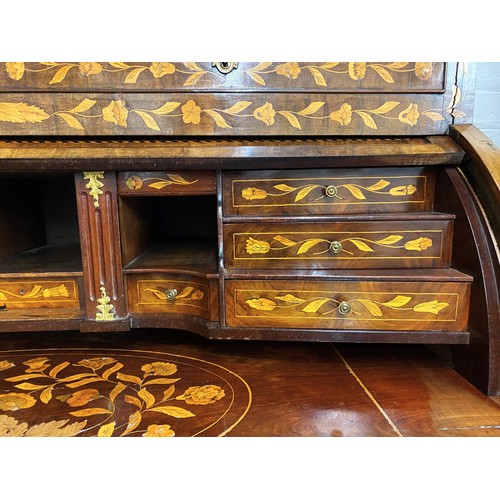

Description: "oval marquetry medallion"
0 348 252 437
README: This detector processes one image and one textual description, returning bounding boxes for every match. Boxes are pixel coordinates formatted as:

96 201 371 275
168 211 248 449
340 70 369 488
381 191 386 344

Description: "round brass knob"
165 289 178 301
325 185 337 198
330 241 343 254
338 301 352 315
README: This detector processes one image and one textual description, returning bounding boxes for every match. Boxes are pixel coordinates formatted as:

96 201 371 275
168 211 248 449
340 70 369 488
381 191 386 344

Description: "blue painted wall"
473 63 500 147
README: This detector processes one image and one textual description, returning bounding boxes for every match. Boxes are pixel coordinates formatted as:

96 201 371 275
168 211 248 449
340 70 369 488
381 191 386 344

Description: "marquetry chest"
0 62 498 396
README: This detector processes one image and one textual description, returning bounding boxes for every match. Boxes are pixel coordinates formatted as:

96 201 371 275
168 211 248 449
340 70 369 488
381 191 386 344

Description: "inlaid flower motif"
5 62 25 80
102 99 129 127
75 357 117 370
245 237 271 254
181 99 202 125
415 62 433 80
0 360 14 371
191 290 204 301
176 385 225 405
389 185 417 196
67 389 100 407
253 102 276 126
79 62 103 76
348 62 367 80
404 237 433 251
241 187 268 200
143 424 175 437
0 393 37 411
141 362 178 376
125 175 143 190
329 103 353 126
275 62 301 79
43 285 69 298
23 357 50 373
149 62 176 78
398 103 420 126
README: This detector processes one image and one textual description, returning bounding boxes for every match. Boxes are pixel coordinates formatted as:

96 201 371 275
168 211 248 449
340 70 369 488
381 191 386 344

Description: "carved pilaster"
75 171 125 320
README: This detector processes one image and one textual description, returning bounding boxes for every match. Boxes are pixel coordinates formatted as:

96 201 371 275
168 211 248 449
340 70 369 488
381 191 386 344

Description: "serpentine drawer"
224 274 471 332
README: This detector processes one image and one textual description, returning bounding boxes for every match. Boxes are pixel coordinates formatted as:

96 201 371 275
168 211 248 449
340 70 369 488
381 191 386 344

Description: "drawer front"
223 168 435 216
0 62 446 93
224 219 453 270
225 279 470 332
127 274 217 321
118 171 216 195
0 279 80 310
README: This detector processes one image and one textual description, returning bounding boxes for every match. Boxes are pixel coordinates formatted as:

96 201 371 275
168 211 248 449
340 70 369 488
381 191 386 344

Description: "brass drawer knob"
338 301 352 315
165 289 178 301
325 185 338 197
212 62 239 74
330 241 343 254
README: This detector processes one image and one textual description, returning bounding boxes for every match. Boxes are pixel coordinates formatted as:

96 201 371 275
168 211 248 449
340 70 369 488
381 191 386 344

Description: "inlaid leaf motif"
56 113 85 130
342 184 366 200
124 395 142 408
0 102 50 123
49 362 70 378
102 362 124 380
297 102 325 115
148 406 195 418
366 179 391 191
5 373 46 382
273 235 298 247
49 65 74 84
147 182 172 190
413 300 449 315
24 285 43 298
59 373 96 383
356 299 383 317
355 111 378 130
65 377 106 388
275 294 305 304
302 298 331 313
138 388 155 409
204 109 232 128
167 173 194 184
109 382 126 402
176 287 194 299
381 295 412 308
134 110 160 131
370 65 395 84
151 102 181 115
144 288 167 300
224 101 253 114
374 235 404 245
422 111 445 121
247 72 266 85
295 185 319 202
348 239 374 252
24 419 87 437
109 62 130 69
69 408 113 417
320 62 340 69
117 373 142 385
273 184 296 193
14 382 50 390
144 378 180 386
388 62 409 69
124 410 142 434
162 385 176 401
68 98 97 114
97 421 115 437
40 386 53 404
0 291 7 301
183 72 206 86
278 111 301 129
184 62 204 72
124 67 148 84
369 102 400 115
307 67 327 86
297 239 326 254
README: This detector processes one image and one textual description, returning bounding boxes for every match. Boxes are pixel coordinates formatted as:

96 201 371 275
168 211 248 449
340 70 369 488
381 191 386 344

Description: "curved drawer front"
223 167 435 216
224 218 453 270
225 279 471 332
127 274 217 321
118 171 216 196
0 279 80 310
0 62 446 93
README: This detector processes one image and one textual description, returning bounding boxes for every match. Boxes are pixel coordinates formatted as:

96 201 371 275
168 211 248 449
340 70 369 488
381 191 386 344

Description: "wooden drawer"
0 62 446 93
223 167 435 216
224 276 471 332
118 171 216 195
223 216 454 270
126 274 218 321
0 279 80 310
